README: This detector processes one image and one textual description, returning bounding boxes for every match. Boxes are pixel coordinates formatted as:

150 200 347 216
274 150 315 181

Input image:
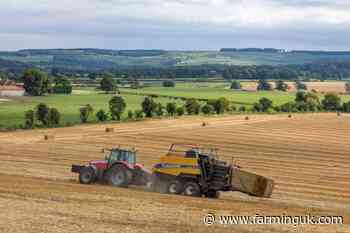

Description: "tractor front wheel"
106 165 132 187
79 166 95 184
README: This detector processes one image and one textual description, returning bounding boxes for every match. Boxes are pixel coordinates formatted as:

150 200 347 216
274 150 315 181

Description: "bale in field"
202 122 208 127
245 116 249 120
288 114 292 118
44 135 55 140
105 128 114 133
231 168 274 198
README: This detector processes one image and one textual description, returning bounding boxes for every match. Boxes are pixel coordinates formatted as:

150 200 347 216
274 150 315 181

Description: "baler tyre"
167 180 184 195
205 190 220 199
107 164 131 188
183 182 201 197
79 166 95 184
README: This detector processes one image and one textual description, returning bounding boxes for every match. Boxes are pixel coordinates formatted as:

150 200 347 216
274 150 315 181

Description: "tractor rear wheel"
106 164 132 187
79 166 95 184
167 180 184 195
183 182 201 197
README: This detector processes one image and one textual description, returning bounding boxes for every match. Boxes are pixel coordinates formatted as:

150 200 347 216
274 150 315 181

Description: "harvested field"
0 114 349 232
241 81 347 93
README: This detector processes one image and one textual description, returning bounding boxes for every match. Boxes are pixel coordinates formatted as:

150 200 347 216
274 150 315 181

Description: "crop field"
240 81 348 93
0 113 349 232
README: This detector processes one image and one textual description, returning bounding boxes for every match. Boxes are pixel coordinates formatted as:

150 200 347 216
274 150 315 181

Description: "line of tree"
250 91 347 113
5 59 350 81
21 68 73 96
230 80 308 92
25 103 61 128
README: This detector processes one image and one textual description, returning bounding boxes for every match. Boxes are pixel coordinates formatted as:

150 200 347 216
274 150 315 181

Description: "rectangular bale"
231 168 274 198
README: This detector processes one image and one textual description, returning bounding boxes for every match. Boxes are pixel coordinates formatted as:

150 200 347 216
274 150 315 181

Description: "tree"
207 97 230 114
294 91 320 112
155 103 164 116
36 103 49 126
201 104 214 115
80 104 94 123
257 79 272 91
166 102 177 116
53 76 72 94
22 69 50 96
295 91 307 102
127 110 134 119
25 110 35 129
343 101 350 112
304 93 320 112
345 82 350 94
100 73 116 93
48 108 60 126
239 106 246 112
96 109 108 122
185 98 200 115
254 98 273 112
162 80 176 87
230 80 242 90
176 107 185 116
275 80 289 92
135 110 144 119
109 96 126 120
322 93 341 111
279 102 297 112
295 80 307 90
141 97 157 118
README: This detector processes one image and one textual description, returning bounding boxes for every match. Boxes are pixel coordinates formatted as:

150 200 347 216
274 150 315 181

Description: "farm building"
0 80 25 96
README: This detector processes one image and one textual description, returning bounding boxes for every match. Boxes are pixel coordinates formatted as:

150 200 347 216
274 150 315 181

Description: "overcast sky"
1 0 350 51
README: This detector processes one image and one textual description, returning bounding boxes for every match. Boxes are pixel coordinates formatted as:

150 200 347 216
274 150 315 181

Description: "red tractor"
71 148 151 187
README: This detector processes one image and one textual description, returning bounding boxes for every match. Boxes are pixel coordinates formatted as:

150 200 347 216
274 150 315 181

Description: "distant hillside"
220 48 284 52
1 48 350 73
0 58 33 73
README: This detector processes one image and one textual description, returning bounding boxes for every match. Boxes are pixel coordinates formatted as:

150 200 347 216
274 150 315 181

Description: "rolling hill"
2 48 350 73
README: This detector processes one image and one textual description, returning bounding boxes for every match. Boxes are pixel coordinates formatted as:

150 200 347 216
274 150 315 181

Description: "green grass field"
123 82 350 105
121 86 296 106
0 89 183 128
2 83 350 129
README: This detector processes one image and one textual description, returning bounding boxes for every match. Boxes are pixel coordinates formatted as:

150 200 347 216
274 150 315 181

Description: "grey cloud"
0 0 350 50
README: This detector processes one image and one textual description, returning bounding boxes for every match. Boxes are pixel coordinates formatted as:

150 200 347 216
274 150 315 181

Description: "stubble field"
0 113 349 233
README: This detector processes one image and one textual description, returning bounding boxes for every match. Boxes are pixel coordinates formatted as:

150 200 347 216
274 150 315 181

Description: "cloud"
0 0 350 50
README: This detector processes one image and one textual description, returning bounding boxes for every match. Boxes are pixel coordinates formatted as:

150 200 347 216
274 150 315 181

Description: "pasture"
1 81 350 129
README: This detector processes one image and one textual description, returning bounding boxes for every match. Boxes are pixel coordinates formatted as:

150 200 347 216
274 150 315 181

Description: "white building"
0 85 25 96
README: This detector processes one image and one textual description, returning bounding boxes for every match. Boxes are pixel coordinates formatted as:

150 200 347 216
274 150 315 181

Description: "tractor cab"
105 148 136 167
